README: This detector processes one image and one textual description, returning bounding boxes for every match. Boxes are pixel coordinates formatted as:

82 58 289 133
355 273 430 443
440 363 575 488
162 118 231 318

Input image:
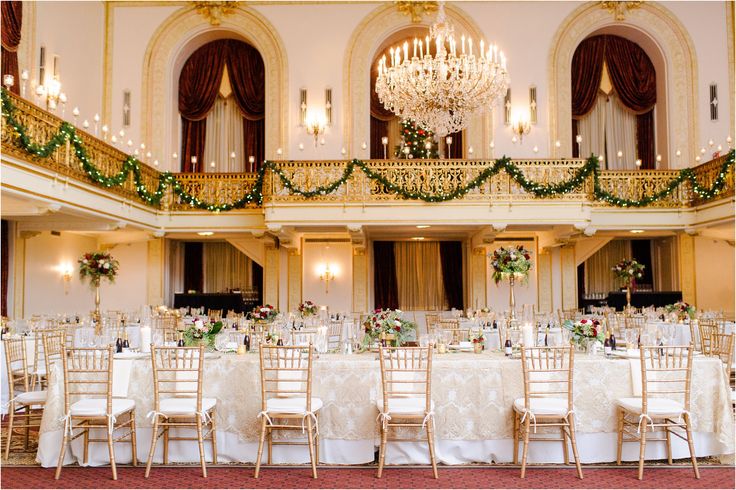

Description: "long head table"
37 351 734 467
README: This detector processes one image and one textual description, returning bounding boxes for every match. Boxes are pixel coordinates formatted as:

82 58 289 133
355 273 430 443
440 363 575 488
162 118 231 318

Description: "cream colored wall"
693 236 735 318
22 232 148 316
301 241 353 313
21 1 732 166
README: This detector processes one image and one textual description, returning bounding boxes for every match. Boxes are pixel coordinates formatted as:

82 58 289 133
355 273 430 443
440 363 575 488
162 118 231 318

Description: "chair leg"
314 420 320 466
144 419 160 478
561 423 569 465
55 418 69 480
665 420 673 465
254 417 267 478
683 413 700 479
567 413 583 480
195 416 207 478
377 420 388 478
23 406 29 450
162 424 169 465
83 427 90 465
426 416 438 479
512 411 519 465
637 419 647 481
306 414 317 479
130 410 138 466
616 409 624 465
107 419 118 481
520 415 531 479
4 408 15 459
210 409 218 465
267 426 273 465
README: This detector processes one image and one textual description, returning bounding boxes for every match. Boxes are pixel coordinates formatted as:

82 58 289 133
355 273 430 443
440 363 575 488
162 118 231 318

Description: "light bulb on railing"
617 150 623 159
146 151 152 160
727 136 733 148
72 107 79 125
101 125 108 140
210 161 216 169
340 147 347 157
172 152 178 160
153 159 159 167
554 140 561 148
708 139 714 147
468 146 474 156
111 135 117 145
533 145 539 154
82 119 89 129
656 154 662 163
127 139 133 148
298 142 304 151
695 155 701 162
230 151 236 159
119 129 125 138
635 159 642 169
134 149 139 156
3 74 15 90
276 148 283 156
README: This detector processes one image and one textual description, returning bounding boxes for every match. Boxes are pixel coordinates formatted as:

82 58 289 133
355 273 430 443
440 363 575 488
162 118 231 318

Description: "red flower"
395 326 401 332
580 319 588 324
592 327 598 337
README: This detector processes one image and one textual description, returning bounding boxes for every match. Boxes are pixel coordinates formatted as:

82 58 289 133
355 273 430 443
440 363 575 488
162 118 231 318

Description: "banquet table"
645 321 735 346
37 350 734 468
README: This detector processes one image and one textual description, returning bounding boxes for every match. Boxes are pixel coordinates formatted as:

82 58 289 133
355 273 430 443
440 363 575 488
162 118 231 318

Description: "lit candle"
153 159 159 167
361 141 367 150
554 140 561 148
172 152 178 160
617 150 623 158
82 119 89 129
299 142 304 151
533 145 539 154
276 148 283 156
656 154 662 163
191 156 197 164
249 155 255 173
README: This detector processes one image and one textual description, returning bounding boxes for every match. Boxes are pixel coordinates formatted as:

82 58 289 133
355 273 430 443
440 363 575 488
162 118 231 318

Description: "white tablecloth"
646 321 734 346
37 351 734 467
73 324 142 348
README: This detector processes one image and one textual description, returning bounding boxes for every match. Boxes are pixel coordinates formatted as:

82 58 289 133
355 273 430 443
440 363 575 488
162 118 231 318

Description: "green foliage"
395 119 438 159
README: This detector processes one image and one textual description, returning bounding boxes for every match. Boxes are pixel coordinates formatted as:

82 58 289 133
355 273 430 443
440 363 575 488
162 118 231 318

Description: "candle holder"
381 136 388 159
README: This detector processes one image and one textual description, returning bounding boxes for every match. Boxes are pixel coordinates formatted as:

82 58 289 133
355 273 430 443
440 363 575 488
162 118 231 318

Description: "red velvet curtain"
179 39 265 172
571 35 656 167
225 40 265 169
1 1 22 95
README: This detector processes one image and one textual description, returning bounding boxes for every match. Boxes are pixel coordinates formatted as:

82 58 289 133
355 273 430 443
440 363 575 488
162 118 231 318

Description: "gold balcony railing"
1 90 733 211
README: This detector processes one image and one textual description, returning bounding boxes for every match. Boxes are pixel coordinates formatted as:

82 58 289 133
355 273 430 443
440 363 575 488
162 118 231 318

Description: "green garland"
2 88 733 211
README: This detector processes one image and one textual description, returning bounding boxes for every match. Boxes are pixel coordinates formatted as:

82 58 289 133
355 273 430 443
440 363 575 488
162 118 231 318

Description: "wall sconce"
305 110 326 147
510 109 531 142
317 263 337 293
59 262 73 294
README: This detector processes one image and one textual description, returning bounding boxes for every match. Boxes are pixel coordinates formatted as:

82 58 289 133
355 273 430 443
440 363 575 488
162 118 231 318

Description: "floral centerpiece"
78 251 119 334
298 300 318 317
665 301 696 321
251 304 278 322
183 318 223 349
612 258 645 307
562 318 604 352
362 309 415 348
469 330 485 353
490 245 532 321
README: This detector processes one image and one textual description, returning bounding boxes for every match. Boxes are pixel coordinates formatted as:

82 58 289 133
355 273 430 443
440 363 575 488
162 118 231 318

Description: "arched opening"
178 39 264 172
571 33 662 169
369 28 463 160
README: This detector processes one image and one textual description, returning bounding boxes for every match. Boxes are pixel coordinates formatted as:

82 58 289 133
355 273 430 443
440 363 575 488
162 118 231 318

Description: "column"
677 233 697 305
146 238 165 306
560 245 577 310
537 250 553 312
263 244 280 308
352 247 367 313
287 249 302 312
469 247 487 310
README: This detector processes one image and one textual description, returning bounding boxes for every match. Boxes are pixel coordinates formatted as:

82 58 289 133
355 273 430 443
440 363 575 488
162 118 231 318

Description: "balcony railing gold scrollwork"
1 89 733 211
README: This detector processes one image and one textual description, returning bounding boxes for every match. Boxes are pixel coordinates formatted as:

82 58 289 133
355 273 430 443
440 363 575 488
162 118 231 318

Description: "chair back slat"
60 346 114 415
259 344 313 410
42 331 65 378
378 346 432 413
150 346 205 412
4 338 30 399
639 345 693 413
698 322 721 355
520 346 574 410
709 333 734 381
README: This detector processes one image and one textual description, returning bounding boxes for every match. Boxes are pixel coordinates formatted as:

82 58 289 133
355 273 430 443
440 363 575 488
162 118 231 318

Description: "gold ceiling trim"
190 1 240 26
395 1 438 23
600 1 643 21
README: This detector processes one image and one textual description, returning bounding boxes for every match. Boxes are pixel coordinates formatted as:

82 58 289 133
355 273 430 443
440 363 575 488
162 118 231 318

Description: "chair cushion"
376 397 434 415
265 397 323 414
159 397 217 416
15 390 47 405
513 397 569 416
616 397 685 417
70 398 135 417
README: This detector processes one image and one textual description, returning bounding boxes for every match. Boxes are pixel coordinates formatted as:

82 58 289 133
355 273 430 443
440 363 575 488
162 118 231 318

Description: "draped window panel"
571 35 656 168
164 239 184 307
576 93 607 160
203 242 253 293
370 63 398 159
179 39 264 172
1 219 9 317
373 241 399 310
394 241 448 311
604 93 637 170
203 95 246 172
1 1 22 95
583 239 633 295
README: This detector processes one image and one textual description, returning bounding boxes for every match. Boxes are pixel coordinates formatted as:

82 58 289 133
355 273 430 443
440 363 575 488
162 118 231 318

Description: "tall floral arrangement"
490 245 532 284
611 259 645 286
251 304 278 322
78 252 119 287
362 309 415 347
298 300 318 317
665 301 696 320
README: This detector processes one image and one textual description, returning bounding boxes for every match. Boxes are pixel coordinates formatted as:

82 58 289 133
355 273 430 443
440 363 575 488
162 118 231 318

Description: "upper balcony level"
1 90 733 235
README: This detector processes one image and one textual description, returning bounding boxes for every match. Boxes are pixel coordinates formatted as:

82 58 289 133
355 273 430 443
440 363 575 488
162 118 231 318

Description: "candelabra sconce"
445 136 453 158
575 134 582 155
35 76 65 112
510 109 531 143
381 136 389 159
3 74 14 91
60 263 73 295
305 111 326 148
317 263 336 293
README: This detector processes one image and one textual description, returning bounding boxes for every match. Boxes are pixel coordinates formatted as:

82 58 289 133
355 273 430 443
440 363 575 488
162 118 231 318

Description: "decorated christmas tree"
395 119 439 159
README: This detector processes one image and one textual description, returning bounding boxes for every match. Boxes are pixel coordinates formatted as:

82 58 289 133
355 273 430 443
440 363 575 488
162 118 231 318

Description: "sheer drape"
571 35 656 168
203 95 245 172
577 93 607 159
584 240 633 294
203 242 253 293
439 241 464 310
604 94 637 169
164 240 184 307
373 241 399 310
394 241 447 311
1 1 22 95
179 39 264 172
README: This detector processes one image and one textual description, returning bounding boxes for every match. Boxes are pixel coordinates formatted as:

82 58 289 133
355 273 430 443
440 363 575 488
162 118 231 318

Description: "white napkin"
629 358 642 397
112 359 133 398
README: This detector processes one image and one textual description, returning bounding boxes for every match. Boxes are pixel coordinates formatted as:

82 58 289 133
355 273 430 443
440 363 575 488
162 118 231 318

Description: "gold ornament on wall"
190 1 240 26
599 1 643 21
395 1 438 23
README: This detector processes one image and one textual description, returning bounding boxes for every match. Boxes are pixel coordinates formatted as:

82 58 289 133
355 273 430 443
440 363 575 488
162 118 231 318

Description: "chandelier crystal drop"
375 1 510 137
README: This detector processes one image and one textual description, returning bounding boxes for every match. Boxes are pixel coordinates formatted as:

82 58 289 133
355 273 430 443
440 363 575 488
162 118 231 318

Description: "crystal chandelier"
375 2 509 137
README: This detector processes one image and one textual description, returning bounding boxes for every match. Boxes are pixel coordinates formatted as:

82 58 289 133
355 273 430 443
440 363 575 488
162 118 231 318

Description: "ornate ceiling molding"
190 1 240 26
600 1 643 21
394 1 438 23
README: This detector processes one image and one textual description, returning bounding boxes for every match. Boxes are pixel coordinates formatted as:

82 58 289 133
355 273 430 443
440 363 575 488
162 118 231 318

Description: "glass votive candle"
437 343 447 354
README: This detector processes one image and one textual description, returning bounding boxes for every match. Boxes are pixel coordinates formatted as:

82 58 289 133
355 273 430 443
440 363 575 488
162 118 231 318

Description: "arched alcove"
140 7 288 170
343 3 492 158
549 1 698 167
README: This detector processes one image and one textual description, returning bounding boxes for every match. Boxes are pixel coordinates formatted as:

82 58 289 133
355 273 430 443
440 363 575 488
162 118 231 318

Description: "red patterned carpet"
1 465 734 489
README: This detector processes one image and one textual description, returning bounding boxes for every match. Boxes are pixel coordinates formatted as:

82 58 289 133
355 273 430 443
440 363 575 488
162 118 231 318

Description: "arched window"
571 35 656 169
178 39 264 172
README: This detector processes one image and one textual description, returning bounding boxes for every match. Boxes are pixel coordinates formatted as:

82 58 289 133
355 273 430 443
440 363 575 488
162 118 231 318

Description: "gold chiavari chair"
41 330 65 377
615 345 698 480
30 327 61 390
624 315 647 330
291 329 320 346
709 333 735 412
3 338 46 458
55 346 137 481
698 321 721 355
377 345 437 479
145 345 217 478
424 313 440 335
255 344 321 479
688 320 702 352
327 320 343 350
513 346 582 479
207 309 223 319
